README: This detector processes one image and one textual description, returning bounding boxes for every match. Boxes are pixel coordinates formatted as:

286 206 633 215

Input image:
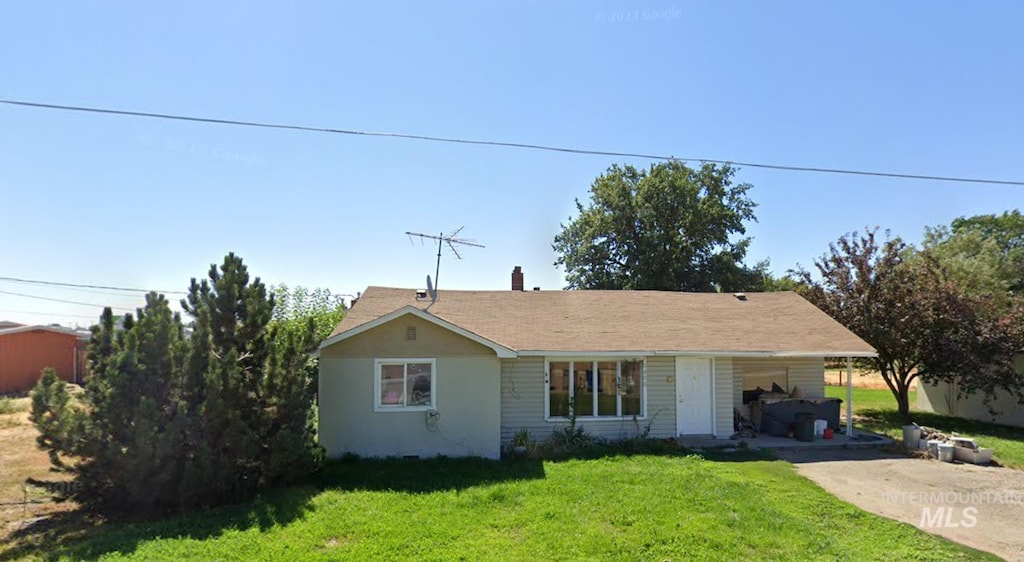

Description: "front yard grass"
1 452 995 561
826 385 1024 469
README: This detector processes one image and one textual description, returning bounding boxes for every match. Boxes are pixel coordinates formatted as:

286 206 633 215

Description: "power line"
2 98 1023 187
0 275 187 295
0 308 105 321
0 289 136 311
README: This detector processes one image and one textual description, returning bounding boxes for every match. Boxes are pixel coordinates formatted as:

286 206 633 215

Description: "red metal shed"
0 325 89 394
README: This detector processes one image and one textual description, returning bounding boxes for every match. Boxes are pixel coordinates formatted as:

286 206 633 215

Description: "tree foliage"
796 229 1024 420
29 368 82 471
923 209 1024 301
952 209 1024 256
271 284 347 344
553 162 765 291
270 284 347 397
30 253 323 513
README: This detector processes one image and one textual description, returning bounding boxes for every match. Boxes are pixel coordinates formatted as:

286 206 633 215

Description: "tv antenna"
406 227 485 300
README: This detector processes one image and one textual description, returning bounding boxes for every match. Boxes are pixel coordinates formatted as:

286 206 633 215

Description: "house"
0 324 90 394
318 268 876 459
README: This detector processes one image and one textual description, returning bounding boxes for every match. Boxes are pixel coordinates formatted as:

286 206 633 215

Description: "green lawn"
1 453 994 561
825 385 1024 469
824 384 916 411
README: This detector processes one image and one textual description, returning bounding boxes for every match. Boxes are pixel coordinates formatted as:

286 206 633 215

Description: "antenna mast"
405 227 485 298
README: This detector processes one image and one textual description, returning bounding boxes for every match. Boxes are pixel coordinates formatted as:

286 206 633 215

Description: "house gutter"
519 350 877 358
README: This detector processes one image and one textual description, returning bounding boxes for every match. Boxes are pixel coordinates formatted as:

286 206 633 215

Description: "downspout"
846 356 854 439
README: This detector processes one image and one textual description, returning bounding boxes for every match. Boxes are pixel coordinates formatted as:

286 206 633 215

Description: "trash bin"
794 413 815 442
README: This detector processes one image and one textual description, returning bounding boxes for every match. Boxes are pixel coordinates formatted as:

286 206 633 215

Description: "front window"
375 359 436 411
546 359 644 419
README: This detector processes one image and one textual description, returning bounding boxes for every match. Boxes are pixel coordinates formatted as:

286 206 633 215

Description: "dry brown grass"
0 397 77 541
823 368 918 390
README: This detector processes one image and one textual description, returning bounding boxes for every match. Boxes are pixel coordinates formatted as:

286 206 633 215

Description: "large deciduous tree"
269 284 347 401
796 229 1024 420
553 162 765 291
271 285 347 347
30 253 323 513
923 209 1024 302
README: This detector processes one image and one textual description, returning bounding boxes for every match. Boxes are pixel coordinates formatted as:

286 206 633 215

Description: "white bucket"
814 419 828 437
937 443 955 463
902 425 921 449
927 439 942 457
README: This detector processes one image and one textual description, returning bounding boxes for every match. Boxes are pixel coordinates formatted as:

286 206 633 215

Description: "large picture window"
374 359 436 411
546 359 644 419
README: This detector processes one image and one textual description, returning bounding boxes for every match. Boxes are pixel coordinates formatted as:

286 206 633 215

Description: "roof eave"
319 305 517 359
517 350 878 358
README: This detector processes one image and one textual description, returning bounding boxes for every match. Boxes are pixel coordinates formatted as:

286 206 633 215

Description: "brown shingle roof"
329 287 874 356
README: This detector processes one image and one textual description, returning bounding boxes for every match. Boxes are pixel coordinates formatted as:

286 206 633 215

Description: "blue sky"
1 2 1022 327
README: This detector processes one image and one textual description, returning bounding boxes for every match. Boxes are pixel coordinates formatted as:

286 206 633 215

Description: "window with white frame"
546 359 644 419
374 358 436 411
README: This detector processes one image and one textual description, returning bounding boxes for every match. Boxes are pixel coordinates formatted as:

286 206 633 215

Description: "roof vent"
733 292 747 301
533 287 540 291
416 289 427 299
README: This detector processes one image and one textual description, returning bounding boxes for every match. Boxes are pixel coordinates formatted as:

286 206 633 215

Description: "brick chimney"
511 266 524 291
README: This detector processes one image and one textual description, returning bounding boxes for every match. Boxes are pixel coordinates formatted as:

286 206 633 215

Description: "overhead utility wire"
2 98 1023 187
0 275 187 295
0 289 136 311
0 308 107 321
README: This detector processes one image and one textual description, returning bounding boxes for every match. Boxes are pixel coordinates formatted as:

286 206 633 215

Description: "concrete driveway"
778 449 1024 561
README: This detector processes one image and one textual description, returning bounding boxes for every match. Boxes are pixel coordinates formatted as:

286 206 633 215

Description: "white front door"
676 357 714 435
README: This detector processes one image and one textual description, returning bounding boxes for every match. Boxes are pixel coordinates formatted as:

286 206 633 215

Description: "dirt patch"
779 448 1024 561
0 399 76 540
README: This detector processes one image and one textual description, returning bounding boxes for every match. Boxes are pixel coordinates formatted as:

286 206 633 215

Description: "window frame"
544 358 646 422
373 358 437 412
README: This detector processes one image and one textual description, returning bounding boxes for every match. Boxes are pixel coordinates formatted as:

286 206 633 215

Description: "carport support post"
845 356 854 439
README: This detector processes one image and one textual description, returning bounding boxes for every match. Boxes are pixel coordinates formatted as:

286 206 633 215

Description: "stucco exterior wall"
319 316 501 459
320 314 495 358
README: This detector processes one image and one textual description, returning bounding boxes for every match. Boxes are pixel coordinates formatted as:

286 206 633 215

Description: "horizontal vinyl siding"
500 357 547 443
643 357 676 438
732 359 742 416
732 357 825 407
788 358 826 397
714 357 735 437
499 356 676 445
